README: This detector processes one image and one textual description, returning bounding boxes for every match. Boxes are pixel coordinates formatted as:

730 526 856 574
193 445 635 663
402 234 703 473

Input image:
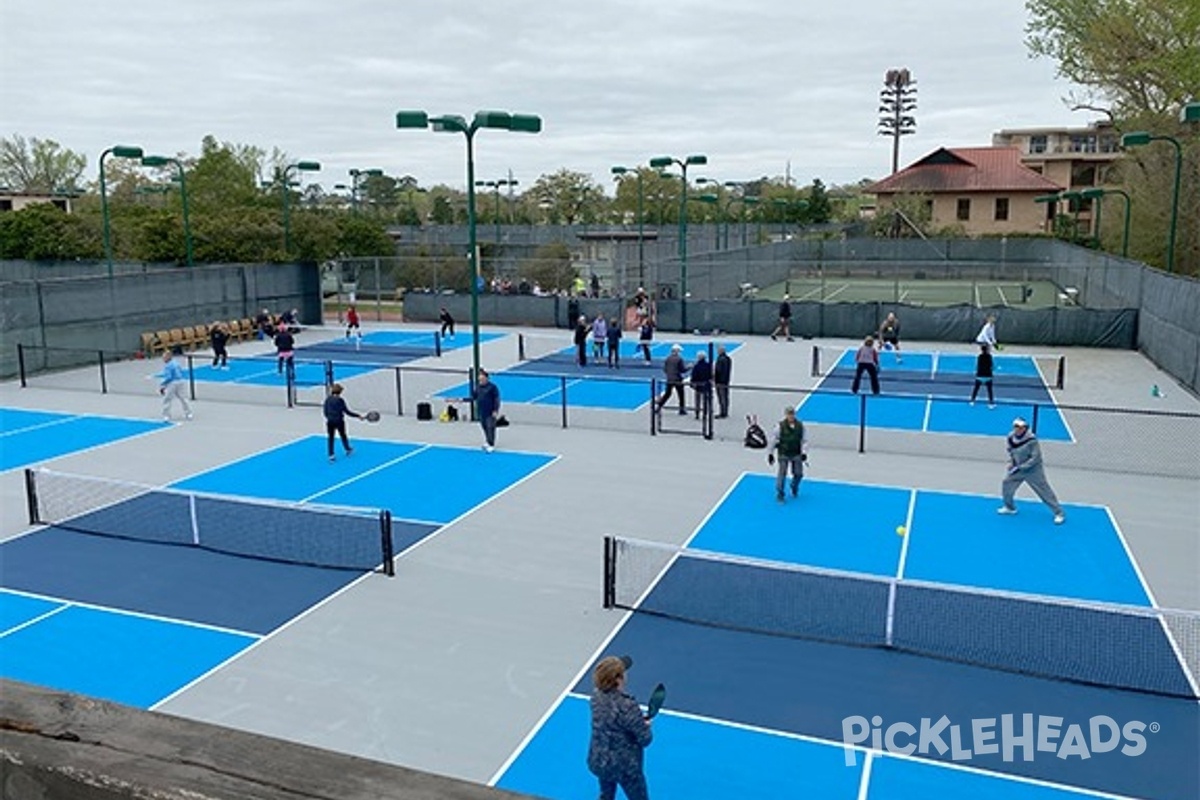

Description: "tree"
0 135 87 193
0 203 101 260
519 242 575 292
1025 0 1200 119
805 179 833 224
1026 0 1199 274
529 169 605 224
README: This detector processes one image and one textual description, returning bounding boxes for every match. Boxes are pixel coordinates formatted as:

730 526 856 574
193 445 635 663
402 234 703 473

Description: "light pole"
649 154 707 331
1121 131 1182 272
397 110 542 386
141 155 193 266
349 168 383 212
1081 188 1131 258
1060 190 1084 243
611 166 646 284
99 145 145 277
1033 192 1062 238
281 161 321 256
474 178 516 243
741 195 761 246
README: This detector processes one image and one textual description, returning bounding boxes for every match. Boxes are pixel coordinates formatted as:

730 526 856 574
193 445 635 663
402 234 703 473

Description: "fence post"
560 375 568 429
858 393 867 454
186 354 196 400
650 379 658 436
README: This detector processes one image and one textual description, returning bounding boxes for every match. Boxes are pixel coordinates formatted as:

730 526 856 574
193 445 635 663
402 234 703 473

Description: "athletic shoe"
997 506 1017 515
345 447 353 456
776 492 785 503
969 400 975 406
770 334 777 341
988 404 996 409
328 455 336 462
1054 513 1065 525
185 412 193 420
791 484 799 498
162 415 171 422
786 337 794 342
485 445 494 453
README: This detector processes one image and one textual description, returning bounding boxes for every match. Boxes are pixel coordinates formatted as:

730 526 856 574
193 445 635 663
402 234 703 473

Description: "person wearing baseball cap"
588 655 653 800
998 417 1065 524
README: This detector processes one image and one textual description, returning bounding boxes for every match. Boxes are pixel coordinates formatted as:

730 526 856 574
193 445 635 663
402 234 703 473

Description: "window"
1029 135 1048 154
956 198 971 221
994 198 1009 221
1070 134 1097 153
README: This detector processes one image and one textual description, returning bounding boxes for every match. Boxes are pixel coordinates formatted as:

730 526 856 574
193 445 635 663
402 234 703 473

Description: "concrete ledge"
0 680 539 800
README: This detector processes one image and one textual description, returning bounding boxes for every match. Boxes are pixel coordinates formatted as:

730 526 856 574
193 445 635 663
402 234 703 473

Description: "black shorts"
882 335 899 346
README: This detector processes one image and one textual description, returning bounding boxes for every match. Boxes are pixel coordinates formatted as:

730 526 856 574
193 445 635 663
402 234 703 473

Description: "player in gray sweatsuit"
999 417 1064 523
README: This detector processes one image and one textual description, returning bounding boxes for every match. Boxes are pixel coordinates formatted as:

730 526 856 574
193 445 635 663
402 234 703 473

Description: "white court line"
486 474 744 787
0 417 173 477
796 284 824 301
896 489 918 581
527 378 585 405
822 283 849 301
855 751 874 800
299 445 431 504
0 603 70 639
555 691 1144 800
973 283 982 308
0 415 81 438
0 587 258 639
997 284 1010 307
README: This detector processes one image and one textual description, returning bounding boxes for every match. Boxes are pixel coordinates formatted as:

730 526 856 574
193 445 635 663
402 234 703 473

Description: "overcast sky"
1 0 1092 194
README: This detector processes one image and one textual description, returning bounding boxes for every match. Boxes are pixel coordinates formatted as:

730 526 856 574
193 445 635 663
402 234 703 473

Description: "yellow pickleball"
895 525 908 536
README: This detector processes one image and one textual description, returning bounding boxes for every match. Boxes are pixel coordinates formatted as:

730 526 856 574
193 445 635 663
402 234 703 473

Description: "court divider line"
0 602 69 639
299 444 431 505
153 447 563 713
895 489 917 582
557 692 1143 800
0 586 259 639
0 417 173 477
0 415 82 438
854 751 874 800
485 473 743 787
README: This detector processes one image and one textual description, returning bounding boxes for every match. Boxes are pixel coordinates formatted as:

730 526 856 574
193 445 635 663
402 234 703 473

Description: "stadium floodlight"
395 108 543 386
1081 188 1132 257
100 145 146 277
647 154 709 331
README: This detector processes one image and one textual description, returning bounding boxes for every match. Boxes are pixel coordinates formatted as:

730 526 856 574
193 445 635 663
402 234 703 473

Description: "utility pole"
878 68 917 175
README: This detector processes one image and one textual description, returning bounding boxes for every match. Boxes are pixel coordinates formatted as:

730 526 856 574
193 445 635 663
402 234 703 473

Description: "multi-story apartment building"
991 121 1122 189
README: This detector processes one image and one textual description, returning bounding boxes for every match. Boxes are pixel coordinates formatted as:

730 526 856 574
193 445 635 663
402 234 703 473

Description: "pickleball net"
810 345 1066 390
603 536 1200 698
25 468 395 575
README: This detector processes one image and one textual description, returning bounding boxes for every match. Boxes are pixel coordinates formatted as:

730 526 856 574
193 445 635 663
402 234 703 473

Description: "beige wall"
879 192 1052 235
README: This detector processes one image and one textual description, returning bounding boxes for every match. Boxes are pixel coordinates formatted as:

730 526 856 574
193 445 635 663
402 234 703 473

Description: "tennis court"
0 436 556 709
0 406 169 472
761 277 1064 309
435 337 741 412
804 349 1072 440
494 475 1198 800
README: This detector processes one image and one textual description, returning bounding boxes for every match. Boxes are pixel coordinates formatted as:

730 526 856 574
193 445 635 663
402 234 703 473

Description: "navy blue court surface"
0 437 556 709
495 475 1198 800
0 407 169 472
437 339 739 411
805 349 1072 441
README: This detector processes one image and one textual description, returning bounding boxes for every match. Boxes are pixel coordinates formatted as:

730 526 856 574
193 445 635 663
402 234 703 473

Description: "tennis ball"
895 525 908 536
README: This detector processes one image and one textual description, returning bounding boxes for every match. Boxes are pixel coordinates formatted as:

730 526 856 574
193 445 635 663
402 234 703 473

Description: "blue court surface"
495 474 1198 800
183 356 378 387
437 339 740 411
0 436 557 709
806 349 1072 441
293 329 507 367
0 406 169 472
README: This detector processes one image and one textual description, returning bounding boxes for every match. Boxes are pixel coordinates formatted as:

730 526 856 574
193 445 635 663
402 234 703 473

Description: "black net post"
467 367 477 422
603 535 616 609
703 380 714 441
380 510 395 577
17 343 27 388
434 331 442 357
810 345 820 377
1056 356 1066 390
323 360 334 392
98 350 108 394
394 367 404 416
1032 403 1041 434
560 375 568 429
285 362 296 408
518 333 526 361
858 393 868 454
650 379 658 436
186 355 196 400
24 469 40 525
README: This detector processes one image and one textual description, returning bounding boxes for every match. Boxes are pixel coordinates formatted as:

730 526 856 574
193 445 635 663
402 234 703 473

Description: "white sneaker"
969 400 975 406
988 404 996 409
1054 513 1065 525
484 445 494 453
185 412 193 420
162 415 171 422
997 506 1017 515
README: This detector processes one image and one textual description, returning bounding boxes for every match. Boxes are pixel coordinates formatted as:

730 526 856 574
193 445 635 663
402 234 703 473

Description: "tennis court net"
603 536 1200 698
25 468 395 575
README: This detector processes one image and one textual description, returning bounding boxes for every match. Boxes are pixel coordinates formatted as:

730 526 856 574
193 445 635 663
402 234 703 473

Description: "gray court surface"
2 322 1197 788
